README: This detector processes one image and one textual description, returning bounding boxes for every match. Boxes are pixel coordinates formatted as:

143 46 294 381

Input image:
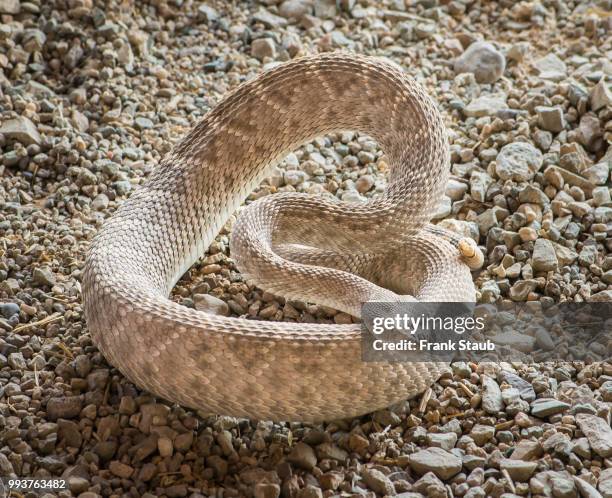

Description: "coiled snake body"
83 54 482 422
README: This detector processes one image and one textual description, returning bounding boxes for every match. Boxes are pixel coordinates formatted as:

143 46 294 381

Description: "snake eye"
458 238 484 270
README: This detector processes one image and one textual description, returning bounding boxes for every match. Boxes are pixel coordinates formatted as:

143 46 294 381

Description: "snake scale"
82 53 483 422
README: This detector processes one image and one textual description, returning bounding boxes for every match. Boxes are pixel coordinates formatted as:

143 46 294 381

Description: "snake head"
458 238 484 270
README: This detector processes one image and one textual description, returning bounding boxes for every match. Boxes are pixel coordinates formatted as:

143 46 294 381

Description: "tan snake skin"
82 54 482 422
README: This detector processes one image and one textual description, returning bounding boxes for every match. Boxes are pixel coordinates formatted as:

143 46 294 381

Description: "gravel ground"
0 0 611 497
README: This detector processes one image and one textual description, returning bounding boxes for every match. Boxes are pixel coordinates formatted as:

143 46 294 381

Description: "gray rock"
535 327 555 351
531 399 570 418
58 419 83 448
576 414 612 457
599 468 612 498
251 38 276 61
197 4 219 22
355 174 374 193
0 302 20 319
341 191 367 203
579 244 598 266
33 267 57 287
426 432 457 450
470 171 493 202
414 23 436 40
532 238 558 272
252 8 288 28
573 476 602 498
480 279 501 302
0 116 42 146
470 424 495 446
254 483 280 498
0 0 19 14
454 41 506 83
92 193 110 211
47 396 83 420
482 375 504 414
533 53 567 81
8 352 26 370
592 186 611 206
594 207 612 223
464 94 508 118
437 219 479 241
362 468 395 495
313 0 336 18
287 442 317 470
72 110 89 132
279 0 312 19
193 294 230 316
507 42 530 62
572 437 591 459
135 117 154 130
431 195 452 220
445 179 468 200
533 129 553 151
476 209 499 235
67 476 89 494
537 106 565 133
501 387 521 405
284 170 307 186
113 180 132 196
316 442 347 462
591 80 612 111
518 185 549 205
500 459 537 481
298 486 322 498
499 371 536 402
496 142 543 182
551 242 578 267
408 448 462 480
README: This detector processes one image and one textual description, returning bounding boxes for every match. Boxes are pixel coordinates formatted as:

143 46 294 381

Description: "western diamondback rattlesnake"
82 53 483 422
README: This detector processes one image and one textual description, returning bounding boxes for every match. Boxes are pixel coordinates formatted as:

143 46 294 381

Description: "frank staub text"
370 312 495 352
